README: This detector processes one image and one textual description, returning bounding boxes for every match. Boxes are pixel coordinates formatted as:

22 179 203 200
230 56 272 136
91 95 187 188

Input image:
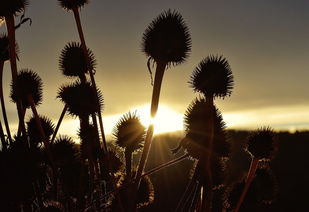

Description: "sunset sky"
1 0 308 139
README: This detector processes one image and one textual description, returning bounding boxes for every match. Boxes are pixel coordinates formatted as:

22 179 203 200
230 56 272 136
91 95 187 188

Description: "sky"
1 0 309 139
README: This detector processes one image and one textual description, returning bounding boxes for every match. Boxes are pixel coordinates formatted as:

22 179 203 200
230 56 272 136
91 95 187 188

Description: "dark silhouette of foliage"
113 111 146 152
0 34 10 61
142 9 191 66
189 55 234 98
0 0 28 17
27 115 54 146
42 201 64 212
59 42 96 77
247 127 277 160
57 0 89 11
0 136 43 208
57 81 103 117
10 69 43 108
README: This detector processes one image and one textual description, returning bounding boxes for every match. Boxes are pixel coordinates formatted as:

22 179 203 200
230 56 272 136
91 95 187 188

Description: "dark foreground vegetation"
0 0 304 211
142 130 309 212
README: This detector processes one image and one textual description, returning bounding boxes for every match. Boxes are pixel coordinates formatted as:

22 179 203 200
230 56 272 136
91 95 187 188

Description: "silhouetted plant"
189 55 234 99
0 135 43 210
135 10 191 203
57 0 88 11
42 200 64 212
113 111 145 179
59 42 96 78
234 127 277 212
10 69 43 108
0 34 17 144
178 97 229 159
57 81 103 117
27 115 54 147
78 124 101 160
1 0 29 137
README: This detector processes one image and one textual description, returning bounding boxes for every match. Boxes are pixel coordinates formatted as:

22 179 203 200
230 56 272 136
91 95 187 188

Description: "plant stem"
0 60 12 143
72 7 107 153
27 95 55 167
234 157 259 212
125 149 132 180
135 61 166 185
5 15 27 138
201 96 215 212
51 104 68 143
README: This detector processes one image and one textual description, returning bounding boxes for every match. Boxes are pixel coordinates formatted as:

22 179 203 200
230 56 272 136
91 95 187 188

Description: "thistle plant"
234 127 277 212
136 9 191 195
57 0 108 153
0 0 29 137
27 115 54 147
0 34 15 144
113 112 146 179
184 55 233 211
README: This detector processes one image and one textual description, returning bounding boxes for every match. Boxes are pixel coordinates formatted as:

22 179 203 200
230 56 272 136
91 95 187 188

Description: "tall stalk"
135 61 166 185
0 60 12 143
50 104 68 143
5 15 26 137
72 7 107 153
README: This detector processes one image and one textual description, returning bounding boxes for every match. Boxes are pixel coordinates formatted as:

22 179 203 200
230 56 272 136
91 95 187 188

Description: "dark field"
138 130 309 212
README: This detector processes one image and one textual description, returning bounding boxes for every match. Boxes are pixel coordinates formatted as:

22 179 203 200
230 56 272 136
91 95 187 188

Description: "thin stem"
72 7 107 153
27 95 55 167
135 61 166 186
51 104 68 143
234 157 259 212
0 60 12 143
5 15 26 137
175 171 197 212
125 149 132 180
143 153 188 178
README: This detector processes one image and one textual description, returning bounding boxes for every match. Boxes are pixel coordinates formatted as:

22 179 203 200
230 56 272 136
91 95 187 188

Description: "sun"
133 104 184 134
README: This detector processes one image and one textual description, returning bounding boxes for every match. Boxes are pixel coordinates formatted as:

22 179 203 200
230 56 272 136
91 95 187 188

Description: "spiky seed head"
113 112 146 152
0 0 28 18
27 115 54 146
50 136 79 167
189 55 234 98
78 124 100 159
142 9 191 66
247 127 277 160
59 42 96 77
103 147 124 176
182 97 229 159
57 81 103 117
57 0 88 10
10 69 43 108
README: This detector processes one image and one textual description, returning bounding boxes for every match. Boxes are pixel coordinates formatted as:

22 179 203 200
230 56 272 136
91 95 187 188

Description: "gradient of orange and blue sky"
1 0 308 138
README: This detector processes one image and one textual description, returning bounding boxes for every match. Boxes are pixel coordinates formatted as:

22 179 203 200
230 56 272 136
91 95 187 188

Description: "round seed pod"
142 9 191 66
247 127 277 160
59 42 96 77
113 111 145 153
10 69 43 108
27 115 54 146
57 81 103 117
0 0 28 18
189 55 234 98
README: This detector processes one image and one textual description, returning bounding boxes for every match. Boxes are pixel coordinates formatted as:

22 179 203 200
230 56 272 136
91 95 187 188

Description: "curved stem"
5 15 26 138
50 104 68 143
0 60 12 143
135 61 166 185
234 157 259 212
